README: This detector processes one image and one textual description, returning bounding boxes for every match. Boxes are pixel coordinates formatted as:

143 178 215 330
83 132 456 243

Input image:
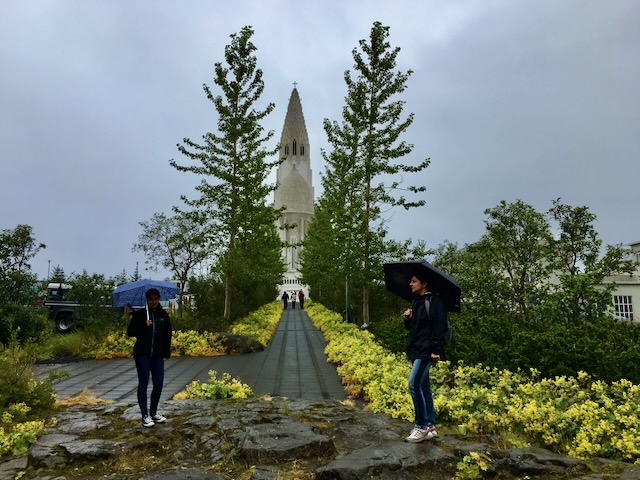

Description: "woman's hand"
430 353 441 361
403 308 412 319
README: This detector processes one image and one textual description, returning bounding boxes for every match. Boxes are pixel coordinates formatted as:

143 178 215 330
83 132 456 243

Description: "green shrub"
446 310 640 384
0 303 50 344
368 315 407 355
0 339 55 414
41 332 94 359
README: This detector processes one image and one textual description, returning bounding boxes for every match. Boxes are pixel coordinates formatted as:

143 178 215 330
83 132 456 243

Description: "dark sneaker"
142 415 155 428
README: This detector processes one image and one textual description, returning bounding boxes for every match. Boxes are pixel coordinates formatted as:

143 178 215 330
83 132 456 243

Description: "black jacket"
404 293 447 361
127 306 172 358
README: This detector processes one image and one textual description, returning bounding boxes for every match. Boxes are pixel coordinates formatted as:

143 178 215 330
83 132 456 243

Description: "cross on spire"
293 81 298 89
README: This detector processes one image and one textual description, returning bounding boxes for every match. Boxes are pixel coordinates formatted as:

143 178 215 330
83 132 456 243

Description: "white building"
273 87 314 298
605 240 640 321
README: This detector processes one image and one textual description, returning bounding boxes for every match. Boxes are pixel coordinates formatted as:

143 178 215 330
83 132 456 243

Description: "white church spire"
274 86 315 296
274 86 314 212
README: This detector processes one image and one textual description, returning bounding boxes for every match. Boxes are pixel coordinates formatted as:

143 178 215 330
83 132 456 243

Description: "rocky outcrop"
4 397 640 479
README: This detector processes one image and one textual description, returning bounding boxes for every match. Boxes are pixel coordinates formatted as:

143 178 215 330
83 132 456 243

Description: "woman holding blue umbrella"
127 288 172 427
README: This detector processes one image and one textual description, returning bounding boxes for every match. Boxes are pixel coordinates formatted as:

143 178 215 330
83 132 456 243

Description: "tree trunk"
224 272 232 322
362 285 370 327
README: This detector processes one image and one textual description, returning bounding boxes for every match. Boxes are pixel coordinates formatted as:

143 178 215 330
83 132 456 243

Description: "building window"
613 295 634 320
301 144 305 155
284 144 289 155
293 140 297 155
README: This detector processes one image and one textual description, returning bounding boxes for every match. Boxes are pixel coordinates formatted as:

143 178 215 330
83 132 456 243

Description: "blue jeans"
408 358 435 428
134 356 165 418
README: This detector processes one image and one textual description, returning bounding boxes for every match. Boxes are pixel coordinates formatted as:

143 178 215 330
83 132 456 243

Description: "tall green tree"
310 21 429 325
427 200 639 382
482 199 553 323
170 26 284 321
547 199 635 323
433 199 635 324
131 262 141 282
0 225 48 342
133 212 210 316
49 265 66 283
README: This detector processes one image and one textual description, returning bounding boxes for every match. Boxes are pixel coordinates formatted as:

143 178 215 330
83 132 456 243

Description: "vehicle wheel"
55 313 73 334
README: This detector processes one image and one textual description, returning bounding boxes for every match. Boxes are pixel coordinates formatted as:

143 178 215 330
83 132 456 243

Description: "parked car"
43 282 78 333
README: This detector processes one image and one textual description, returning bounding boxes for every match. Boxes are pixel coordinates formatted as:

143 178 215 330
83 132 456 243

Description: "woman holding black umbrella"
403 271 447 443
127 288 172 428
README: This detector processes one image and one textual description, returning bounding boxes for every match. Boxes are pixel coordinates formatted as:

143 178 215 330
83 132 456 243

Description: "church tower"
274 87 314 297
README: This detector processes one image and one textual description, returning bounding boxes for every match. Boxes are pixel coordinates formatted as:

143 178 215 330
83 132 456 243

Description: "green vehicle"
43 282 78 333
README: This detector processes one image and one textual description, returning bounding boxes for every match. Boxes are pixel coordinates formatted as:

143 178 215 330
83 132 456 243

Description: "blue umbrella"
112 279 178 308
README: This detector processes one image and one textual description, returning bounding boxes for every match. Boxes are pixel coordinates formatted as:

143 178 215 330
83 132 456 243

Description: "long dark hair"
146 288 161 299
413 271 429 288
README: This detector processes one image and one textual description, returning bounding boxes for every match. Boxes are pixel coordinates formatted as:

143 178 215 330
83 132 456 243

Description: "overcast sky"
1 0 638 281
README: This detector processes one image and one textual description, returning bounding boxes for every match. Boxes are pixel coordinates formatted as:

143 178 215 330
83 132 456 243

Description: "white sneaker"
405 426 437 443
142 415 155 427
151 413 166 423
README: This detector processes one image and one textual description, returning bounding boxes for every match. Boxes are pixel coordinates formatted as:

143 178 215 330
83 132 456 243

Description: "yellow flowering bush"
306 302 640 463
0 403 47 457
174 370 254 400
93 330 134 359
91 301 282 359
230 301 282 346
171 330 224 356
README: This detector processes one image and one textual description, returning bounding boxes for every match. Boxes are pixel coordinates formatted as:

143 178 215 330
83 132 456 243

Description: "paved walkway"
36 306 345 404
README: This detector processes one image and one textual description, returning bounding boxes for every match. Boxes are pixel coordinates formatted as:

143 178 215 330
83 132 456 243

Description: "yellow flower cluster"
174 370 254 400
93 331 135 359
0 402 46 457
306 303 413 421
171 330 224 356
306 303 640 463
230 301 283 346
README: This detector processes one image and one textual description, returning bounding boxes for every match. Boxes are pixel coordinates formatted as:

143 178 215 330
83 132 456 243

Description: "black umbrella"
383 260 461 312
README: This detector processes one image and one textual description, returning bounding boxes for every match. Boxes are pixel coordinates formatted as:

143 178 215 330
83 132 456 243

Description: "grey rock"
620 464 640 480
239 417 335 462
51 410 110 434
33 433 79 447
16 398 640 479
315 441 456 480
185 416 216 428
28 434 78 468
498 447 589 476
60 438 121 460
139 468 225 479
0 455 28 480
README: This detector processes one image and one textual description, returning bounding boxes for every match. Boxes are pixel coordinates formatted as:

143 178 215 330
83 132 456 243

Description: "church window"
301 144 305 155
284 144 289 155
293 140 297 155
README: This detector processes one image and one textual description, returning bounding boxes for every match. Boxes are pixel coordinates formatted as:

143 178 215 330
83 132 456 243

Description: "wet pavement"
36 306 346 404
